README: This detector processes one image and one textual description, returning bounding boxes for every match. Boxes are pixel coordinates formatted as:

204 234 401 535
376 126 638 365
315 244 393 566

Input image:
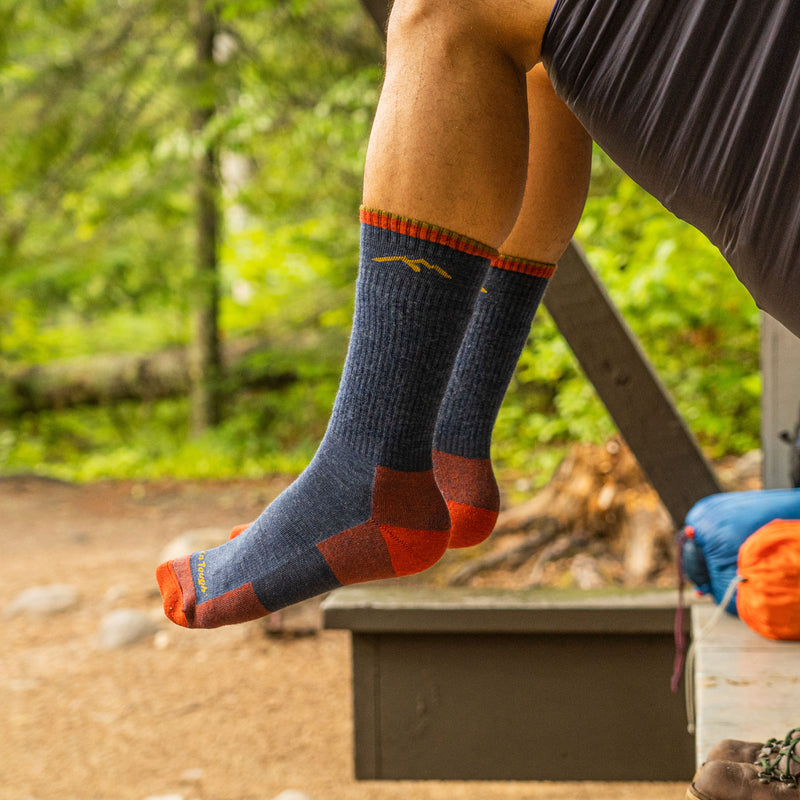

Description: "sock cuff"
360 206 498 260
492 253 556 278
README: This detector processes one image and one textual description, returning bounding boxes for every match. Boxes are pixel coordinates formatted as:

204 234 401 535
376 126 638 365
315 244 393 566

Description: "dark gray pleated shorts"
543 0 800 335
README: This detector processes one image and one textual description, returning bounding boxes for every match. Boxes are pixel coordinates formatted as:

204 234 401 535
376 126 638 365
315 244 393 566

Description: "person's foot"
432 450 499 548
157 440 451 628
228 449 503 552
432 254 553 548
156 208 494 629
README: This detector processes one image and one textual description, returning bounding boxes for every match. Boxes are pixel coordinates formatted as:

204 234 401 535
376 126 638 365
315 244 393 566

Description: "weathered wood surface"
2 338 307 413
692 605 800 766
324 584 685 634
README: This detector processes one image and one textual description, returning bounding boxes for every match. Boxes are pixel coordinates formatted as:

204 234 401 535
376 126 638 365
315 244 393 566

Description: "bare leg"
501 63 592 262
156 1 591 627
431 64 591 548
363 0 556 248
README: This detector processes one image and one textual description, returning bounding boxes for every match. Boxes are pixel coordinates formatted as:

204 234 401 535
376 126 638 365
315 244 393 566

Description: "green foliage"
1 371 341 481
0 0 380 478
0 0 380 350
492 148 760 482
0 5 762 482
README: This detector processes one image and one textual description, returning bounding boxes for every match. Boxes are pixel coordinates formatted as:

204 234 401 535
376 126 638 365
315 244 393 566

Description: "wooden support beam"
760 314 800 489
545 242 721 523
358 0 722 524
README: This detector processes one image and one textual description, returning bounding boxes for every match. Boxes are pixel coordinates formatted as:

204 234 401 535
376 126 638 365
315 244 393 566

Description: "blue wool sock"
433 254 554 548
157 209 494 627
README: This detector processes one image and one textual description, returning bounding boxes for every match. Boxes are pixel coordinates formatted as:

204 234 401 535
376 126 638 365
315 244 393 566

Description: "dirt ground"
1 475 688 800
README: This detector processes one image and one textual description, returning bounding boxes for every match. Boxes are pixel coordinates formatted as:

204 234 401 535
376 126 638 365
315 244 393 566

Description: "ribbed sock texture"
433 254 553 548
157 209 493 628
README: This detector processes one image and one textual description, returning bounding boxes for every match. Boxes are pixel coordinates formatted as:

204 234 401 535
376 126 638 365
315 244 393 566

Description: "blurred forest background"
0 0 761 490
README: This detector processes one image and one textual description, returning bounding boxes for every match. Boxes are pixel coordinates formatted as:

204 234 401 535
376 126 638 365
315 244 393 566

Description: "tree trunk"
189 0 222 433
1 339 305 414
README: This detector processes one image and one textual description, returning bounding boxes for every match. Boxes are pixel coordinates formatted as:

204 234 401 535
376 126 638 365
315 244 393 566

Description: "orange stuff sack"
737 519 800 640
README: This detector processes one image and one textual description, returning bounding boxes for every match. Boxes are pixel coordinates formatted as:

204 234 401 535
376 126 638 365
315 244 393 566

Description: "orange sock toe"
229 523 251 540
433 450 500 548
156 558 190 628
446 500 498 548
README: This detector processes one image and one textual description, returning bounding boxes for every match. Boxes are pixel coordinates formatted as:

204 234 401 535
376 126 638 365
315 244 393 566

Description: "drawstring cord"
671 528 691 694
683 574 743 735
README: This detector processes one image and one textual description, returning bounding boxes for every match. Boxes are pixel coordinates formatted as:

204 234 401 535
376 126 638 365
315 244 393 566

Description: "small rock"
9 678 39 692
570 553 605 590
718 448 763 490
158 528 230 563
736 449 763 480
5 585 79 617
97 609 158 650
179 768 204 783
104 584 129 604
262 596 322 638
271 792 317 800
142 795 184 800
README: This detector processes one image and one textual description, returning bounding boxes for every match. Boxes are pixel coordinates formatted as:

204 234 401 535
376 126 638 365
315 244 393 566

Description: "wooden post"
760 314 800 489
545 242 721 523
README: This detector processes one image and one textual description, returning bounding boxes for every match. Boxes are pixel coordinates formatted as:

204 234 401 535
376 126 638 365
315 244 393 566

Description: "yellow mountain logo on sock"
373 256 452 279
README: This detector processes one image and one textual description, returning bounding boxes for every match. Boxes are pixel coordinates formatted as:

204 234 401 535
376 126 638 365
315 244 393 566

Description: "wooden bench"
691 605 800 766
689 315 800 766
323 584 695 781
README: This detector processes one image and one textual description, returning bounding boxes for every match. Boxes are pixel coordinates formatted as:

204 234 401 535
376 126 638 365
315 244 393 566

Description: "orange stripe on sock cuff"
492 254 556 278
360 206 498 260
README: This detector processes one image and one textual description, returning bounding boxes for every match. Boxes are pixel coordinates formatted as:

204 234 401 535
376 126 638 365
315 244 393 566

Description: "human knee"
385 0 439 37
387 0 476 51
387 0 550 69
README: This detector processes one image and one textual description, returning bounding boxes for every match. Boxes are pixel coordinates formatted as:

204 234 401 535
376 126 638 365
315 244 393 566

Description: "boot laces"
757 728 800 786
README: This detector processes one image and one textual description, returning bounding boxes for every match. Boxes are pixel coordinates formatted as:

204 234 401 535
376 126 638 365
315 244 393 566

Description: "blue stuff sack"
680 489 800 614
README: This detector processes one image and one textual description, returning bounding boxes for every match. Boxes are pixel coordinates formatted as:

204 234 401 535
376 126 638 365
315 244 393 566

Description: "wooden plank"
351 635 382 779
692 605 800 766
324 584 683 634
326 587 694 781
545 242 722 523
761 314 800 489
356 631 692 780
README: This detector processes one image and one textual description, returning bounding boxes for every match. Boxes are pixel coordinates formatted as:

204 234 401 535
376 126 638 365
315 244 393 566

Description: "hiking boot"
688 728 800 800
705 739 766 765
688 761 800 800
